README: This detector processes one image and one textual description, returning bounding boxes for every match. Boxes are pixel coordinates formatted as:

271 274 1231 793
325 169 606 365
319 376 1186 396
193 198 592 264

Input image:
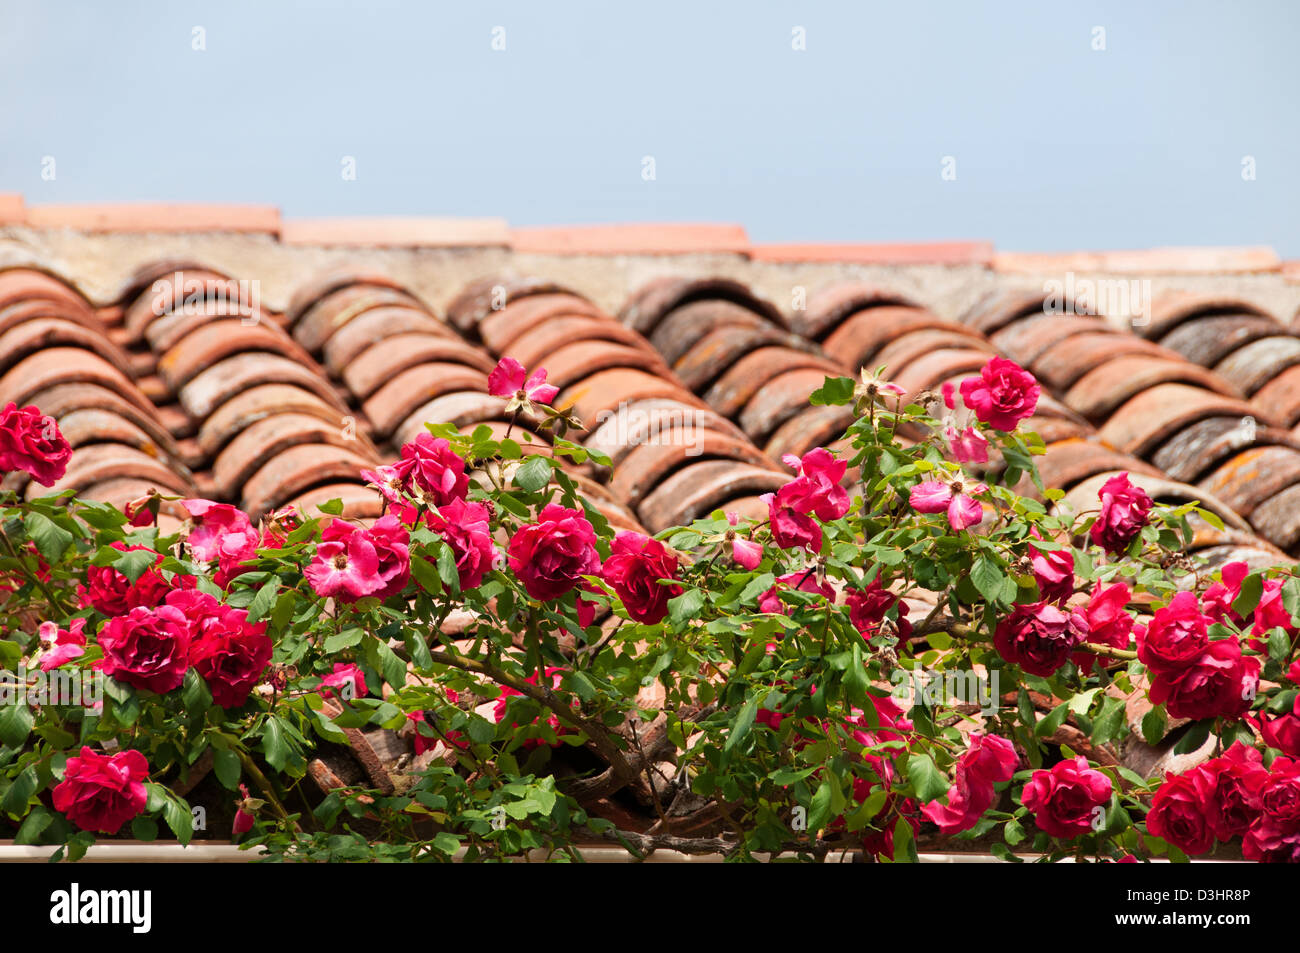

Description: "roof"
3 196 1300 573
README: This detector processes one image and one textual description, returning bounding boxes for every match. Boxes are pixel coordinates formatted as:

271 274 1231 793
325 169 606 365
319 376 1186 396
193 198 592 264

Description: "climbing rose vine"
0 355 1298 863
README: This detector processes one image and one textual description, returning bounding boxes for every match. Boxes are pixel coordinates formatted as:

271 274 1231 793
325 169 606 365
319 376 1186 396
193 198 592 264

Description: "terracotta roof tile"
0 194 24 224
510 224 749 256
25 203 280 234
280 218 509 248
750 240 993 266
993 247 1280 274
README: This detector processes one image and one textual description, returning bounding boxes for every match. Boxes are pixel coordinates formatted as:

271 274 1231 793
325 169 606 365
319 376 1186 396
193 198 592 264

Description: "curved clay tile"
1032 334 1196 393
0 268 98 321
158 322 322 394
285 271 414 328
1150 417 1300 484
990 314 1113 367
0 317 136 379
584 397 746 469
673 326 818 393
1064 356 1236 423
650 300 793 366
287 483 387 522
392 392 525 448
764 404 857 462
321 307 458 375
619 276 785 337
240 444 378 520
1214 336 1300 397
294 285 429 353
507 315 656 370
445 276 581 336
960 288 1063 336
560 368 709 432
212 412 381 498
702 347 843 418
343 335 497 400
26 382 178 455
824 305 986 371
363 364 491 438
531 340 672 391
873 329 995 380
1098 384 1267 457
796 282 923 341
1034 438 1165 492
637 459 788 533
30 443 194 501
123 271 258 343
196 383 361 460
737 367 837 443
1254 365 1300 429
1198 446 1300 519
1157 313 1281 367
608 433 781 507
178 352 349 421
478 293 606 353
0 348 157 417
1249 483 1300 553
1142 292 1276 341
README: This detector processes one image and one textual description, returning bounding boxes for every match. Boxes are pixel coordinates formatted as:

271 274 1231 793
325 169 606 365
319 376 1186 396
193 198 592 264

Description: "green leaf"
1035 702 1070 738
405 629 433 671
906 753 950 802
112 547 157 585
323 628 363 654
809 376 855 406
667 588 704 627
15 805 52 845
1173 719 1212 755
723 696 759 756
843 644 870 708
246 577 279 623
130 815 158 842
971 555 1004 605
513 455 552 492
436 545 460 592
23 512 73 564
213 748 241 791
1 765 39 814
808 779 834 831
376 640 407 690
892 816 918 863
261 716 291 771
181 668 211 714
1141 706 1167 746
0 702 33 747
317 498 345 516
1231 573 1264 618
163 796 194 847
409 556 443 595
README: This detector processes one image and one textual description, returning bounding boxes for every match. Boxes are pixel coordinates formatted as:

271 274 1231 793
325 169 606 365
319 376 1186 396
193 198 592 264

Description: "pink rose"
0 402 71 486
921 733 1018 835
758 570 834 616
601 531 683 625
762 490 823 552
395 434 469 507
958 357 1040 432
507 504 601 601
777 448 849 522
909 478 986 532
846 578 912 639
320 662 368 702
1030 541 1074 604
98 605 192 694
51 747 149 834
1072 581 1133 670
1148 638 1260 722
35 618 86 671
306 516 410 603
1089 472 1153 555
1021 756 1112 839
1189 742 1268 842
187 604 272 708
1146 772 1214 856
1137 591 1210 675
1257 695 1300 757
487 357 559 405
1203 561 1248 627
424 498 497 590
994 601 1088 676
945 425 989 465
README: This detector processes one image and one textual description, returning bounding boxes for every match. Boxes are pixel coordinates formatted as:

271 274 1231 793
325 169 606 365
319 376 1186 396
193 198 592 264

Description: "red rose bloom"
1148 638 1260 721
424 498 498 590
763 489 823 552
993 601 1088 676
1202 561 1248 627
1030 542 1074 604
1257 695 1300 757
1189 742 1268 842
51 747 149 834
98 605 192 694
922 733 1018 835
776 448 850 521
187 605 272 708
846 578 913 639
1137 591 1210 675
958 356 1040 432
306 515 410 602
76 542 178 616
1020 756 1112 839
0 402 72 486
396 434 468 506
601 531 683 625
1089 472 1153 555
1073 581 1134 671
506 504 601 601
1145 772 1213 856
758 570 835 616
1243 757 1300 863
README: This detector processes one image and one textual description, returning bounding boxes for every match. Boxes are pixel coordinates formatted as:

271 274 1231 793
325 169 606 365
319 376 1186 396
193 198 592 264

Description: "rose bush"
0 354 1298 863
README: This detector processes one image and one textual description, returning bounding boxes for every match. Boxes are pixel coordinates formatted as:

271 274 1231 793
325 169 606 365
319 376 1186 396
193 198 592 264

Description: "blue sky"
2 0 1297 252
